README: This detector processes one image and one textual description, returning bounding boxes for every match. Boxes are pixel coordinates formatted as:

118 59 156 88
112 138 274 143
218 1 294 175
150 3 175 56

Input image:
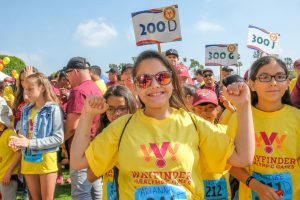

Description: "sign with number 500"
205 44 238 66
131 5 182 46
247 25 280 55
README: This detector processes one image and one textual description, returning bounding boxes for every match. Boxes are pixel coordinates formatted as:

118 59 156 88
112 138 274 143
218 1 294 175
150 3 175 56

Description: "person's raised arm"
70 96 108 170
224 82 255 167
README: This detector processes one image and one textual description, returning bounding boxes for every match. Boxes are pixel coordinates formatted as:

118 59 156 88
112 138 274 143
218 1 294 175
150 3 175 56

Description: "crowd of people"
0 48 299 200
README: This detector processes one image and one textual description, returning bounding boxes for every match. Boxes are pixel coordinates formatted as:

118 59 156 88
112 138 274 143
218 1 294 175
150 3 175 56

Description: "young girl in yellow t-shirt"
87 85 138 200
230 56 300 200
70 50 255 199
9 72 64 200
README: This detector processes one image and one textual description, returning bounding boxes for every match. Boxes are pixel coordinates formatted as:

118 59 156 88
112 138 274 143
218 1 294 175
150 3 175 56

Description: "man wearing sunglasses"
64 56 103 200
200 68 221 98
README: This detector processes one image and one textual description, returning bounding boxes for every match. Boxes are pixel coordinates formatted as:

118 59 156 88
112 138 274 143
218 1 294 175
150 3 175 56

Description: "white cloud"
73 18 118 48
194 20 224 33
0 51 43 67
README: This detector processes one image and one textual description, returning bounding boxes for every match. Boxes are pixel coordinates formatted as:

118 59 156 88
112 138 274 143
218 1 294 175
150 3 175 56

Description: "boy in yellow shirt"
192 89 231 199
0 103 21 200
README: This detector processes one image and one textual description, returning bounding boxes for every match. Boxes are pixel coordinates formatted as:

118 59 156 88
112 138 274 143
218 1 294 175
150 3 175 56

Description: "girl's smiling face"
250 60 289 105
135 58 173 110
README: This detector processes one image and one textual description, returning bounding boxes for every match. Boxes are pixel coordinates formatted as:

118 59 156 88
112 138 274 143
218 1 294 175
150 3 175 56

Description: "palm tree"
284 57 293 71
253 50 262 59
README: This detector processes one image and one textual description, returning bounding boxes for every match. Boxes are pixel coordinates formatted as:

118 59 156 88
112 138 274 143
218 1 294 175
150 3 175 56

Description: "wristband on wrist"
246 176 254 187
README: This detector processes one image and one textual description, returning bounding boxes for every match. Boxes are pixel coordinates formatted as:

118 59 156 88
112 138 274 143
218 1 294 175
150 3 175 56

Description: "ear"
186 94 192 101
248 80 256 91
40 84 46 93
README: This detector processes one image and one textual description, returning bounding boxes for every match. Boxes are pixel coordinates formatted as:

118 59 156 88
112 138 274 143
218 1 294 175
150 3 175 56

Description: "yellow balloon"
3 57 10 65
14 74 19 79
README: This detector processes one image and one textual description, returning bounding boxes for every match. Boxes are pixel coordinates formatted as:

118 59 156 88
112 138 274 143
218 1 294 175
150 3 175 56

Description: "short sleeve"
192 114 235 173
67 90 85 114
219 109 234 125
85 115 132 177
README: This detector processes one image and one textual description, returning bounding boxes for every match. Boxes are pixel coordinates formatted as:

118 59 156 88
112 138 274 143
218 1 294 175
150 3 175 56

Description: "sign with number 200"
131 5 182 46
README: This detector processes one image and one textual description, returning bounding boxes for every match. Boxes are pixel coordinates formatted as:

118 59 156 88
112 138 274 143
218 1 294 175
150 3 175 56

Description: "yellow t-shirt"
21 108 58 174
230 105 300 199
200 123 232 200
95 79 107 94
86 108 235 199
219 109 234 125
3 85 14 106
0 129 19 181
289 77 297 93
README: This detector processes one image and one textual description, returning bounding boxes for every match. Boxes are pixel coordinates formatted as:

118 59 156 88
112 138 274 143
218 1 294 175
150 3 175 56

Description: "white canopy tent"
0 71 11 82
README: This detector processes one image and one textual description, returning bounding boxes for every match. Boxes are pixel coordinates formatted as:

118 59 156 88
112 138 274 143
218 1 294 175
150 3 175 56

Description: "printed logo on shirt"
255 131 286 154
29 118 34 132
140 142 179 168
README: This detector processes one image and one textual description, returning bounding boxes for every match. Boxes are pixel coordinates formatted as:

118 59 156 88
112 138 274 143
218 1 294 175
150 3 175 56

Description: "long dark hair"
132 50 188 111
249 56 292 106
222 74 244 87
98 85 138 133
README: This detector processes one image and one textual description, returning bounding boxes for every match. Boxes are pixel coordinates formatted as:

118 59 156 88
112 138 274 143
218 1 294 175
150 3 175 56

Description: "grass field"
17 170 71 200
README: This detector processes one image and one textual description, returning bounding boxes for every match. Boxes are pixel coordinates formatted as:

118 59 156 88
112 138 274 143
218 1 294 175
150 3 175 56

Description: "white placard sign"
131 5 182 46
247 25 280 55
205 44 238 66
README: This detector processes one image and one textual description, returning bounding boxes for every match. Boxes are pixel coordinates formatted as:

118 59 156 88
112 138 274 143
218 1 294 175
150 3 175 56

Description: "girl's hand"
82 95 109 117
9 135 30 149
2 171 12 185
24 66 35 77
222 82 250 108
255 183 280 200
219 93 236 112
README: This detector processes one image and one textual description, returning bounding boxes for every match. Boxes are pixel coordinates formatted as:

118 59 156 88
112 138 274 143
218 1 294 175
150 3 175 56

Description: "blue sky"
1 0 300 76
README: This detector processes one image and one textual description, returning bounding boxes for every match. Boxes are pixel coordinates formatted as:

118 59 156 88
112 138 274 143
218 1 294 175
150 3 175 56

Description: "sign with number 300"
205 44 238 66
247 25 280 55
131 5 182 46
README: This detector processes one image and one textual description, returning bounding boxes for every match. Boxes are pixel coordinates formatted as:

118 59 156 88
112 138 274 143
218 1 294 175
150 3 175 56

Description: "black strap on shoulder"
112 115 133 200
187 112 197 131
117 115 133 150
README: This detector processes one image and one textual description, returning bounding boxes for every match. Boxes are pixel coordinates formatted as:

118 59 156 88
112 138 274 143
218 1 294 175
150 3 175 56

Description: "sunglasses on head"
135 71 172 89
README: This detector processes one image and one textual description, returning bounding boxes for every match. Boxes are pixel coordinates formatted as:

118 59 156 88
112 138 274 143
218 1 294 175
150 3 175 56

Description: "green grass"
54 183 71 200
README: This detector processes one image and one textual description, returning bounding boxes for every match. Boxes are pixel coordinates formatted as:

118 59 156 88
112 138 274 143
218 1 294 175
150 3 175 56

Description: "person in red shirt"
64 56 103 200
106 67 120 88
201 68 221 98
